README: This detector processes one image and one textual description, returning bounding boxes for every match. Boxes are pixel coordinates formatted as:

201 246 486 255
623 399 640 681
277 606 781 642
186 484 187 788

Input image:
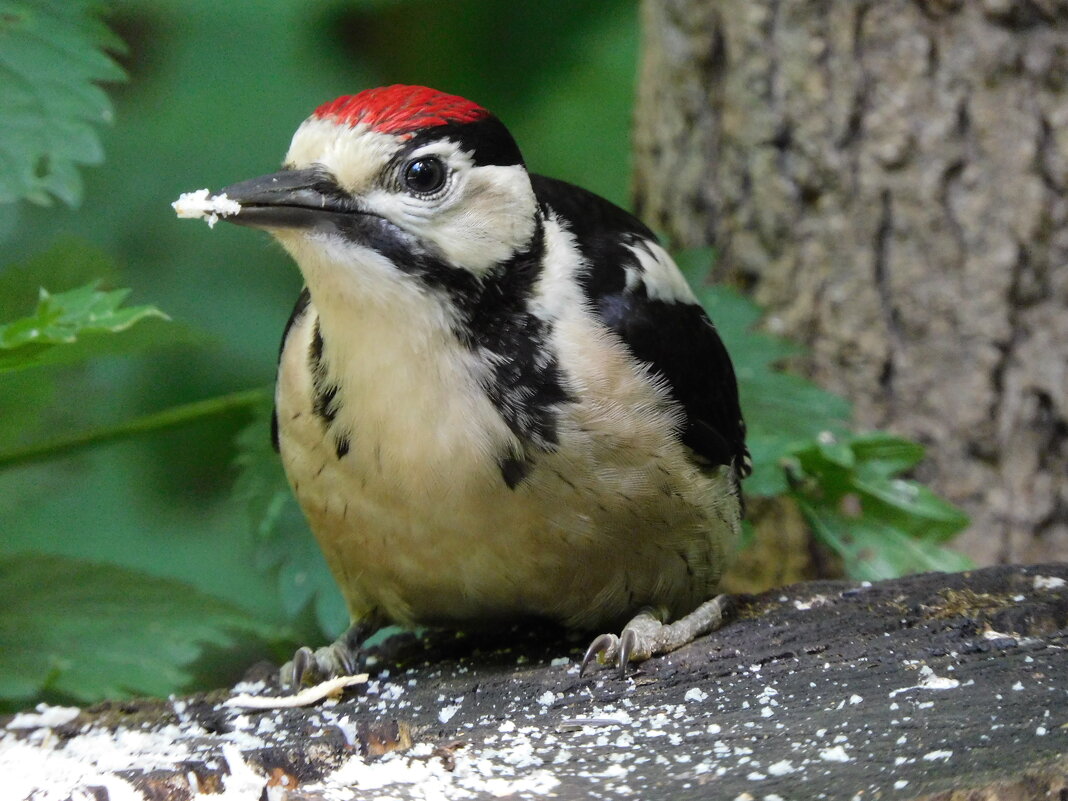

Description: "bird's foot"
579 594 732 678
279 621 369 688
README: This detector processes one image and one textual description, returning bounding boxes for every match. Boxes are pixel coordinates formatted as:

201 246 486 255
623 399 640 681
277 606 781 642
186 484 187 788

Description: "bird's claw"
579 627 647 678
280 638 361 688
617 628 639 678
580 632 624 677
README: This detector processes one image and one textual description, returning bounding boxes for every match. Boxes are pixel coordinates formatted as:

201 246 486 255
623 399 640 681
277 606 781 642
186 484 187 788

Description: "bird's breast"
274 289 738 631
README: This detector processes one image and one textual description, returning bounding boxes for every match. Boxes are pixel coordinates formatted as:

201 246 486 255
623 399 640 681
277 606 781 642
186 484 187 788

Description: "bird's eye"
402 157 447 194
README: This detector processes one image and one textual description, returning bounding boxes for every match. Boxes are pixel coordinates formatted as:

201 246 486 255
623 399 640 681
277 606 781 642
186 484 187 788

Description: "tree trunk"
633 0 1068 566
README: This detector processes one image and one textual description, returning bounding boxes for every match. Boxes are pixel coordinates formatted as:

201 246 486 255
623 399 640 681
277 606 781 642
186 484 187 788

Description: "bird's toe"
579 632 620 677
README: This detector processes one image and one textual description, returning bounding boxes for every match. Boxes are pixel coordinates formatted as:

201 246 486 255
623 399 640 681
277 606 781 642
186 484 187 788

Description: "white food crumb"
550 656 570 667
684 687 708 703
889 665 960 696
438 703 461 723
819 746 851 763
537 691 556 706
1034 575 1066 590
1012 681 1024 691
225 673 367 709
1036 726 1047 736
172 188 241 228
923 749 953 761
767 759 795 776
230 680 267 695
849 694 863 705
6 704 80 730
894 780 909 789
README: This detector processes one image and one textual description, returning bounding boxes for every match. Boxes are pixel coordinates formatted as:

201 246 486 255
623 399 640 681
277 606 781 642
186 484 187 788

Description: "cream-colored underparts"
273 213 741 633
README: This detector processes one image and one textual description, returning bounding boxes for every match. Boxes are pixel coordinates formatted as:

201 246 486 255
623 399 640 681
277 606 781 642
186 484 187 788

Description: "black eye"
402 157 447 194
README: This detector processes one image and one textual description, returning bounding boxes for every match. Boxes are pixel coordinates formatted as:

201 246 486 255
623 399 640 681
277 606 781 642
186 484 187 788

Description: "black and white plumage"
210 85 750 680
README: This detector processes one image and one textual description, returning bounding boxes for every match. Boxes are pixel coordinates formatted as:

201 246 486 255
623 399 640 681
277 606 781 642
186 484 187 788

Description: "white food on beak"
172 188 242 228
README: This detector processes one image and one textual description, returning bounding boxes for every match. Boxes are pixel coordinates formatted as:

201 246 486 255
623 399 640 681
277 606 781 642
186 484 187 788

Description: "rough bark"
4 564 1067 800
633 0 1068 566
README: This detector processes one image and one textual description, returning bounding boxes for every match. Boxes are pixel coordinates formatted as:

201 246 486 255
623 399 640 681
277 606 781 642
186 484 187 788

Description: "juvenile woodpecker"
189 85 750 681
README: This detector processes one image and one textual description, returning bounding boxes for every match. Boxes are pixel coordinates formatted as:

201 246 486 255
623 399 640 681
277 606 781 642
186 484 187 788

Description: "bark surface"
633 0 1068 565
4 564 1067 800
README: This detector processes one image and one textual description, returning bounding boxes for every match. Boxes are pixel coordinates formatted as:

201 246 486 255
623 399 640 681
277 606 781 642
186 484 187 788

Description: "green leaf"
0 237 120 320
786 433 970 579
233 397 348 638
848 432 926 478
0 281 170 373
0 0 125 206
798 499 973 581
850 477 971 543
0 553 281 705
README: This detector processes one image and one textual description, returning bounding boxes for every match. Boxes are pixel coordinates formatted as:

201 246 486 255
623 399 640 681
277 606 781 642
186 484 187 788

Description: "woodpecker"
188 85 750 682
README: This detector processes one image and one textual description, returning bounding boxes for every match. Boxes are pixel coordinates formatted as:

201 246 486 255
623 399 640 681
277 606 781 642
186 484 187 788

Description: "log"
3 563 1066 799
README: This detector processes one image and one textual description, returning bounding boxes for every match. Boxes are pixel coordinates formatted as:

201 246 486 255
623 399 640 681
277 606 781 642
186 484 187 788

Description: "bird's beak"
217 168 353 231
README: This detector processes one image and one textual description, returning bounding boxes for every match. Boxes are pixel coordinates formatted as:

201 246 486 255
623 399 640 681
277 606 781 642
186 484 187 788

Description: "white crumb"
172 188 241 228
439 703 462 724
224 674 368 709
889 665 960 696
6 704 80 730
1033 575 1066 590
767 759 795 776
819 745 851 762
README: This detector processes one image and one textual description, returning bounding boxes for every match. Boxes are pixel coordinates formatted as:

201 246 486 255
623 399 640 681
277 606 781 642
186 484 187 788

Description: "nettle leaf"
233 397 348 638
0 0 125 206
0 281 170 373
0 237 120 320
0 1 124 207
0 553 280 705
786 432 971 579
798 499 973 582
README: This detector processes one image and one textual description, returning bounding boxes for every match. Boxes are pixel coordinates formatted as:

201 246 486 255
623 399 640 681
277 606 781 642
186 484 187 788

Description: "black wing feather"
530 175 750 476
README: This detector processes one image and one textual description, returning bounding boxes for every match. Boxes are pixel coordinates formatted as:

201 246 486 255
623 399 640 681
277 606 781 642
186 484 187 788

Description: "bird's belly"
279 414 729 631
273 290 739 633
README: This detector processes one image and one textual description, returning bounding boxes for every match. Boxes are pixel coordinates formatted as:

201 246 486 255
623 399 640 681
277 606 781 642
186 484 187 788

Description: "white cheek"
378 165 537 273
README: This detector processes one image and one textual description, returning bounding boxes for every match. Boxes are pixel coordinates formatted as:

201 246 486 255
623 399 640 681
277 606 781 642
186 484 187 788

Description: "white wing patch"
623 240 698 304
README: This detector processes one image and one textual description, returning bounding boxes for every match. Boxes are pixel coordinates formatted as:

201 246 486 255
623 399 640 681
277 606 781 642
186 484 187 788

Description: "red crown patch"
313 85 489 135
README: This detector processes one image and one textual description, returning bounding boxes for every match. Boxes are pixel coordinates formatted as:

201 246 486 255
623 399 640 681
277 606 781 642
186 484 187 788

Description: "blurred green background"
1 0 639 695
1 0 971 709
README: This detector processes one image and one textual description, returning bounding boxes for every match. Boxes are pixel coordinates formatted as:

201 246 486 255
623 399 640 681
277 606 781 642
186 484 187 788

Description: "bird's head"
218 85 539 298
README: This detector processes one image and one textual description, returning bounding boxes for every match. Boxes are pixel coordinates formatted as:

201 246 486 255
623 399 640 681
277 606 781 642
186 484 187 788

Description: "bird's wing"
531 175 750 476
